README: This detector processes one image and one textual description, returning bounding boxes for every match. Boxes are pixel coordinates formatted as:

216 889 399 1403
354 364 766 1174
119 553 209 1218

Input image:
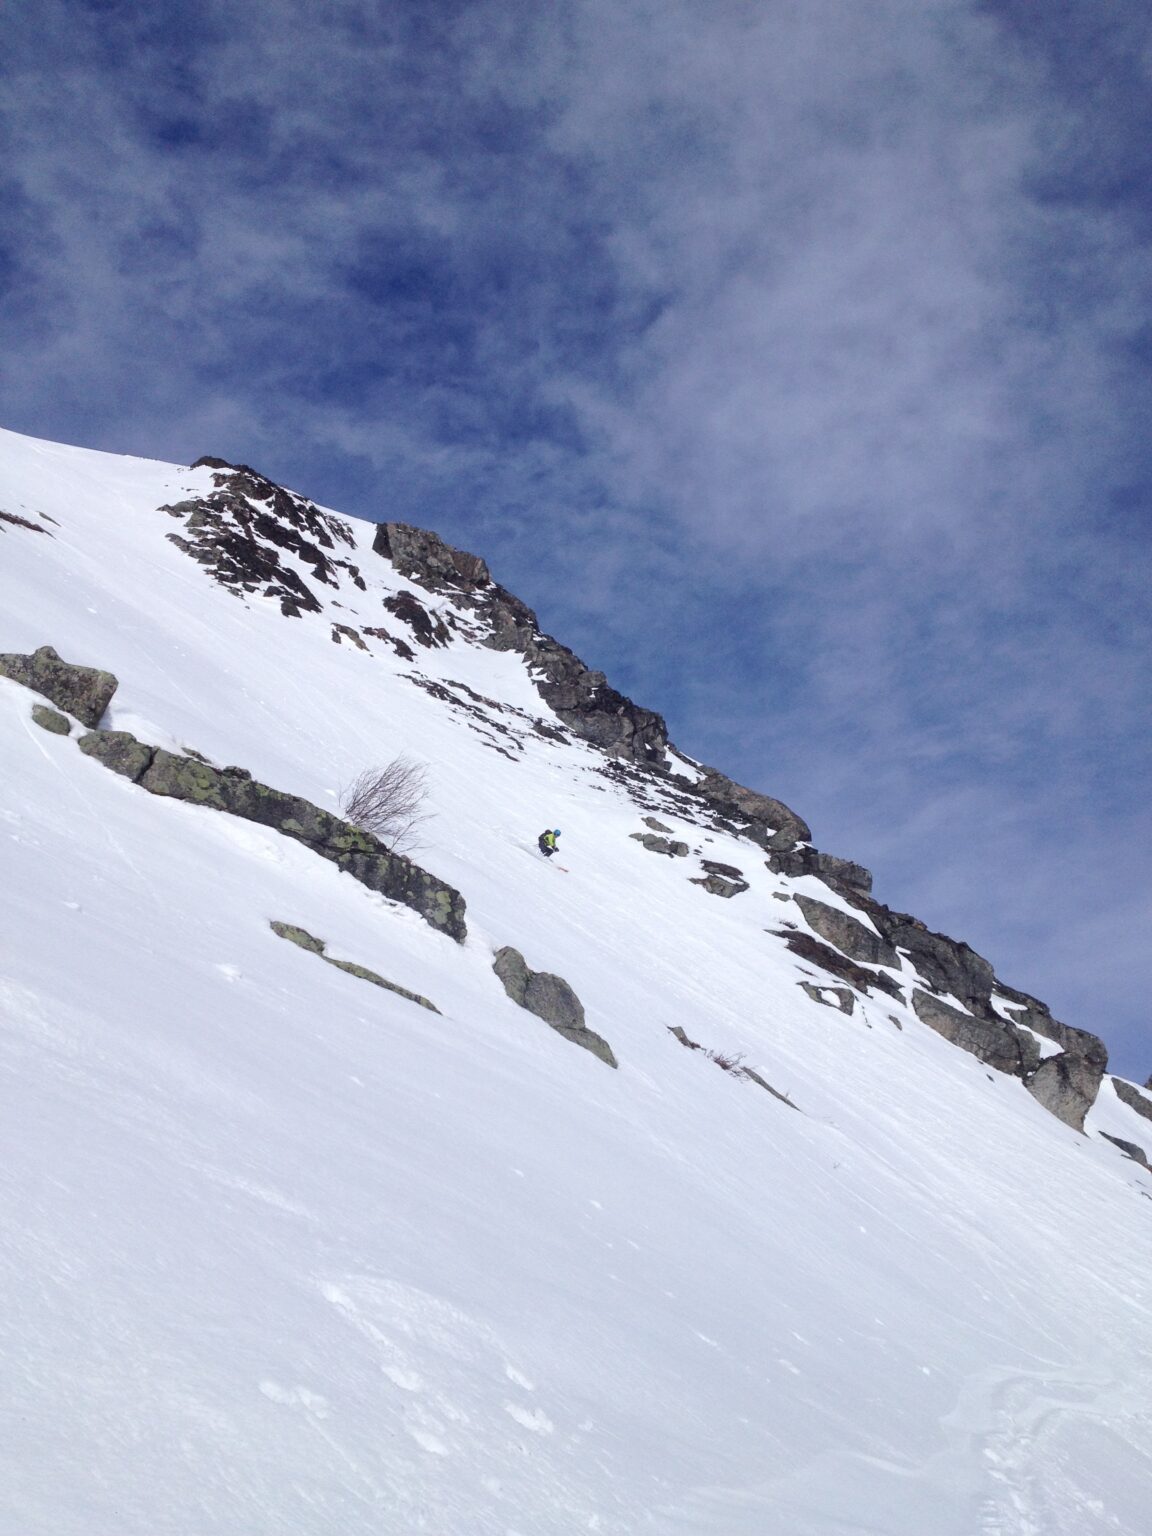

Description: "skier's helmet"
553 828 561 835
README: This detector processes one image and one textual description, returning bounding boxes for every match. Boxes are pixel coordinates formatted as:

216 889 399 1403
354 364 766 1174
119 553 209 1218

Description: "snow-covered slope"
2 427 1150 1536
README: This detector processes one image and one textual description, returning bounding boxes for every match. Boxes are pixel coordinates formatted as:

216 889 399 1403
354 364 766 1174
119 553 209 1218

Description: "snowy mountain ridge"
2 425 1151 1535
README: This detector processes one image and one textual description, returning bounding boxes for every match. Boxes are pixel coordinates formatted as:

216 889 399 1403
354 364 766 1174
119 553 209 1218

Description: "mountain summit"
2 426 1150 1536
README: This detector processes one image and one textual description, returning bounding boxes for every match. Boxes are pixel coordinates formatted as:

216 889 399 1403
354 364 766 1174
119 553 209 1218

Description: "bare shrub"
707 1049 751 1080
340 755 431 853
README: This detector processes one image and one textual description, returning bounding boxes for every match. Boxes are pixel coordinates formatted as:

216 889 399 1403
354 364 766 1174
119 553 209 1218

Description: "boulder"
794 895 899 969
492 946 617 1067
643 816 673 833
800 981 855 1015
690 873 749 898
31 704 70 736
1025 1051 1104 1132
0 645 118 728
629 832 689 857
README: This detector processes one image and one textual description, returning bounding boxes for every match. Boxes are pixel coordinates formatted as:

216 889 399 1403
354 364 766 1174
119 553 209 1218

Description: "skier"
538 828 561 858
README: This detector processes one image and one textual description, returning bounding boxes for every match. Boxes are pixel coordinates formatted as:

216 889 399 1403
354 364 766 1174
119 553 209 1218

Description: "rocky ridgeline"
0 641 1134 1139
786 886 1109 1131
147 465 1125 1135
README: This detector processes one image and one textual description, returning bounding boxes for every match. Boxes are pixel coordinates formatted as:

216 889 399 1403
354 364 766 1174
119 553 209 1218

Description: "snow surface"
2 427 1151 1535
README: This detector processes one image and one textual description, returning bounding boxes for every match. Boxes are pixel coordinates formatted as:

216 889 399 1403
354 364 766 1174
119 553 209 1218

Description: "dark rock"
766 845 873 893
372 522 491 591
1 509 48 534
1098 1132 1150 1168
31 704 70 735
492 946 617 1067
911 989 1040 1077
78 729 156 781
383 590 450 648
691 769 810 850
362 626 416 662
799 981 855 1015
331 623 368 651
164 459 362 615
643 816 673 833
370 520 669 764
690 873 750 898
701 859 744 880
0 645 118 728
1111 1077 1152 1125
776 929 905 1002
630 833 688 857
794 895 899 969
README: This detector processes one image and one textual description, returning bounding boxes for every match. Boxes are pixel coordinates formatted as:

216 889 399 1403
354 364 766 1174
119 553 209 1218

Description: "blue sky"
3 0 1149 1076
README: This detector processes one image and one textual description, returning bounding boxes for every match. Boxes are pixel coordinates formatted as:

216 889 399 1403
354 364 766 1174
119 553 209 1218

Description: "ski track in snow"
1 428 1151 1535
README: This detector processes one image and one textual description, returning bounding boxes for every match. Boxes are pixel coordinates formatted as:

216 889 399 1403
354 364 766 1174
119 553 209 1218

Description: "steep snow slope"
2 427 1151 1536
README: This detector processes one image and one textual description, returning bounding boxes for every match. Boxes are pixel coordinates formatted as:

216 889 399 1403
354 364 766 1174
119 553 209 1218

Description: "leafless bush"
340 755 432 853
707 1049 751 1080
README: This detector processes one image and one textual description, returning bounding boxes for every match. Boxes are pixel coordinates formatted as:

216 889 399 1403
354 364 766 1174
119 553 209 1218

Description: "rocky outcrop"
269 921 439 1012
1099 1132 1150 1168
77 729 466 942
492 946 617 1067
776 929 905 1003
794 895 899 969
800 981 855 1015
371 521 669 764
163 459 365 617
689 769 810 852
912 989 1040 1076
690 871 749 898
766 845 873 893
0 645 118 728
1112 1077 1152 1125
630 832 689 857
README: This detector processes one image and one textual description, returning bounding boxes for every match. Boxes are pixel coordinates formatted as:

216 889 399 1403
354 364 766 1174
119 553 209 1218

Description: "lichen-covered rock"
492 946 617 1067
911 989 1040 1077
0 645 118 728
794 895 899 969
78 729 156 781
269 921 326 953
79 734 465 941
31 704 70 735
269 921 439 1011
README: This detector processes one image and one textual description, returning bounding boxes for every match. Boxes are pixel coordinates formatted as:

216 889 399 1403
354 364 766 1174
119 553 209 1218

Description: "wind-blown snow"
2 427 1150 1535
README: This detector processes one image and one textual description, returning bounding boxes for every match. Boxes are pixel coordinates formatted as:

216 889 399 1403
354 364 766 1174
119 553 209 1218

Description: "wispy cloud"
2 0 1149 1072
